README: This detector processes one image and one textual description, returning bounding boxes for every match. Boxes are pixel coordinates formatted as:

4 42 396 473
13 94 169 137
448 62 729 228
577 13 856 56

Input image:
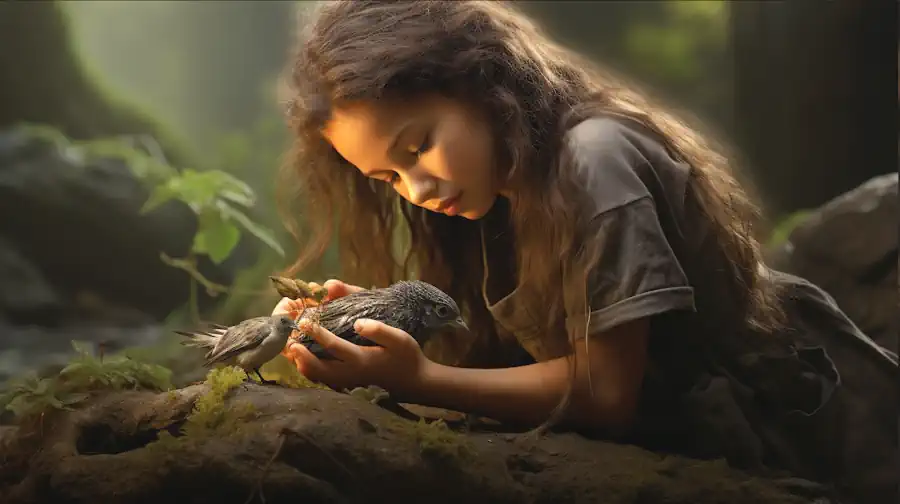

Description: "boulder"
767 173 898 352
0 383 836 504
0 125 255 323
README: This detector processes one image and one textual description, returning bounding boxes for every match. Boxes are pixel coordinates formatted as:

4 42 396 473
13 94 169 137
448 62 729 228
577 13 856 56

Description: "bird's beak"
290 321 302 332
445 316 469 333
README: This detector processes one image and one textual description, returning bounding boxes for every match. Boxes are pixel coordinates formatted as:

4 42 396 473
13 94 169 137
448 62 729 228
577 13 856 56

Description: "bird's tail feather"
176 324 226 351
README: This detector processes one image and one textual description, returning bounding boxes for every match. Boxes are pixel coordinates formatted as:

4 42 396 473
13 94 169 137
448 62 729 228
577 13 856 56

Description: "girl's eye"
410 130 433 157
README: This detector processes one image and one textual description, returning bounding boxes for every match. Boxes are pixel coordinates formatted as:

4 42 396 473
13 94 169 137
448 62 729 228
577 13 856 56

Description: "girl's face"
322 95 501 219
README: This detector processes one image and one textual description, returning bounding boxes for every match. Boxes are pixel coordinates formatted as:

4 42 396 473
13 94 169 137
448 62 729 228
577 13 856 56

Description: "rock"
0 126 255 323
0 384 837 504
767 173 898 351
0 236 61 323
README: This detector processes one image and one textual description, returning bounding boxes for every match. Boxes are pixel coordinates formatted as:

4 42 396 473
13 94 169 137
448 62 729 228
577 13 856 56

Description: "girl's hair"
279 1 783 375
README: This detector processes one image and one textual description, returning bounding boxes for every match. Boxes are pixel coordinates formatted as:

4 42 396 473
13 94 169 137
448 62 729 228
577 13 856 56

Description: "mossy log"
1 378 837 504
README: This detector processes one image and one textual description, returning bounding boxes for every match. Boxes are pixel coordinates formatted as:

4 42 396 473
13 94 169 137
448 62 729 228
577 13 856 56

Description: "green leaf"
60 362 87 376
32 378 53 395
218 202 285 257
192 213 241 264
70 340 93 358
60 393 90 405
5 396 32 416
140 184 178 214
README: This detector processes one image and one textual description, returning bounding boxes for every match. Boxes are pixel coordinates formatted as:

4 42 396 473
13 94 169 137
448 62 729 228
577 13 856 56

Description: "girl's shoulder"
560 114 692 220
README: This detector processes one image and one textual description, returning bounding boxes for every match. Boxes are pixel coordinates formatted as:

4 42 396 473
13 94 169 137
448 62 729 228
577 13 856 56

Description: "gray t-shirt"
473 116 897 504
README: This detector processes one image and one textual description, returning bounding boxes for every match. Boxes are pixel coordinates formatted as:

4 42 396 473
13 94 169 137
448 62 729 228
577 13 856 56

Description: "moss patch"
147 367 259 454
387 417 475 462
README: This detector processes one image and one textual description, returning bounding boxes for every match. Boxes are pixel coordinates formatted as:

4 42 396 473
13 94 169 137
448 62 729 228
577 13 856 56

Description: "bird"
177 314 300 385
295 280 469 360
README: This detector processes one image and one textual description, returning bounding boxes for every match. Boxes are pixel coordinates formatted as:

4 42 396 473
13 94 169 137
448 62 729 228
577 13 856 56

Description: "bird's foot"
253 369 279 386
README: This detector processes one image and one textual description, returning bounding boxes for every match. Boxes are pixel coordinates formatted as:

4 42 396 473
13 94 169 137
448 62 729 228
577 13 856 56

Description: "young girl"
274 1 897 502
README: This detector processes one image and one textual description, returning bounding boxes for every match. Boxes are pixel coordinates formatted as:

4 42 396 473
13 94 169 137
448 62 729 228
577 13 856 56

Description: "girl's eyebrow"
387 119 414 153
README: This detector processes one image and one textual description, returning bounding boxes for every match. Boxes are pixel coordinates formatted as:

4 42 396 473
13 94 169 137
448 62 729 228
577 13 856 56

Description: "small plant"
0 341 174 425
133 153 286 322
19 124 287 323
58 341 173 392
0 376 87 423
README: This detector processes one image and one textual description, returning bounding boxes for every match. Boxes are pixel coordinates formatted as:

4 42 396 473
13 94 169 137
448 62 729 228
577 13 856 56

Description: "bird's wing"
205 316 270 365
315 293 388 341
301 293 418 360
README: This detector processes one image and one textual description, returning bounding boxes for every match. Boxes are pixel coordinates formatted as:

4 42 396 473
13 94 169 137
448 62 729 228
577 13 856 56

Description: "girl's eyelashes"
410 129 433 158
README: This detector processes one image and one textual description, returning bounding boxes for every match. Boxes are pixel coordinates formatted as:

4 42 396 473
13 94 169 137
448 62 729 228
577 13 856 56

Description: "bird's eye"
434 305 449 318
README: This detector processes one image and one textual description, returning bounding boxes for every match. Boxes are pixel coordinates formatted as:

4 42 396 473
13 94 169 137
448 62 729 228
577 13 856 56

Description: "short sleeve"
563 117 696 338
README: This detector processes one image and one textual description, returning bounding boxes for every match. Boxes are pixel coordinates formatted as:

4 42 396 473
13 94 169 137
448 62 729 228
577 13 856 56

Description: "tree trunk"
0 1 190 165
730 0 897 217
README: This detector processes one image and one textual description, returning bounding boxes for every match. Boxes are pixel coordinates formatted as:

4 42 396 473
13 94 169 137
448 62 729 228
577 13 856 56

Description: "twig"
244 431 287 504
159 252 270 297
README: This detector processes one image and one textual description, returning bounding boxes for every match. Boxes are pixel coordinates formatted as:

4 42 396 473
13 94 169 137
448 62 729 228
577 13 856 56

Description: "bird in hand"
177 314 300 385
295 280 468 360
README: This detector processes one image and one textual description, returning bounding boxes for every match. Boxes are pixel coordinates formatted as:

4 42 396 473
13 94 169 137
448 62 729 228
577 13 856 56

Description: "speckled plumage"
298 280 468 360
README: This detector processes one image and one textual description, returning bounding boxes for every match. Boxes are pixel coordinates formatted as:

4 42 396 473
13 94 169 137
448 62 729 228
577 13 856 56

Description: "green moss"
180 367 256 437
145 367 262 457
388 417 475 462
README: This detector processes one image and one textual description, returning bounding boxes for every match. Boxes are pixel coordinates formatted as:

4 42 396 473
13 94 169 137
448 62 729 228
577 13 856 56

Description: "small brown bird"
177 315 300 384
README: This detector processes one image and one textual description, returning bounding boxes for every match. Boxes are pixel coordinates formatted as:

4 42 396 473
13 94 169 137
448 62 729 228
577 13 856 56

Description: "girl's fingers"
323 279 366 299
272 297 303 318
301 321 363 363
353 319 410 348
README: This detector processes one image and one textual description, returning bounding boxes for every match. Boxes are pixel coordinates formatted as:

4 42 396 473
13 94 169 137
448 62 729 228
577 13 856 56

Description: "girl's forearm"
403 322 648 430
410 358 572 427
407 354 637 430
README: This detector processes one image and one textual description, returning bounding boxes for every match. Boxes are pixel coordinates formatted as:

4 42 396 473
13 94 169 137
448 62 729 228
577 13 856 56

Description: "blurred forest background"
0 1 894 390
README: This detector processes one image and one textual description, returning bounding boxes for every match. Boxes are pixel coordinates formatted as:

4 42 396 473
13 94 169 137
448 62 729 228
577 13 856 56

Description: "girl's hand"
274 278 364 363
283 318 431 396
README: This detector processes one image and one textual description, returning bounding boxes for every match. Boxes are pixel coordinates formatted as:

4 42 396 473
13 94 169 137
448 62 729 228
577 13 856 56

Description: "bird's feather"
204 316 272 365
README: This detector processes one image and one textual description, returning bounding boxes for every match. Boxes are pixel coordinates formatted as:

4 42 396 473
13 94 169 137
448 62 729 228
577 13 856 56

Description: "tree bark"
730 0 897 217
0 1 190 165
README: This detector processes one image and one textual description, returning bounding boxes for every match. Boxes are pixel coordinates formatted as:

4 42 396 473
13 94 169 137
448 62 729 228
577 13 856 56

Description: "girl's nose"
404 172 438 206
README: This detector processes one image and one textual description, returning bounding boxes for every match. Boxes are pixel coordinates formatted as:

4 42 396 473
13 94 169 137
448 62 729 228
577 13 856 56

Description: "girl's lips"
437 192 462 215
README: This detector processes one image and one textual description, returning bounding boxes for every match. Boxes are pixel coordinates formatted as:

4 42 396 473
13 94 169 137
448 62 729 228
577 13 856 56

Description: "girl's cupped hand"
275 279 431 395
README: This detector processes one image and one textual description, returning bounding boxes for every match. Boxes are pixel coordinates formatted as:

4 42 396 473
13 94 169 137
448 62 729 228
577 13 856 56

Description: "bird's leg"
255 368 277 386
241 370 254 390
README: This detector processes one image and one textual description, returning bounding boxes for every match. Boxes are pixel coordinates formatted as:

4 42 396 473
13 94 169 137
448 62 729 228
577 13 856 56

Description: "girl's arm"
407 318 650 432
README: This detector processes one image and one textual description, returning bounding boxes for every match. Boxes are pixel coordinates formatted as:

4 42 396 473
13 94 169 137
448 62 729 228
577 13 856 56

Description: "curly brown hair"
278 0 782 369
